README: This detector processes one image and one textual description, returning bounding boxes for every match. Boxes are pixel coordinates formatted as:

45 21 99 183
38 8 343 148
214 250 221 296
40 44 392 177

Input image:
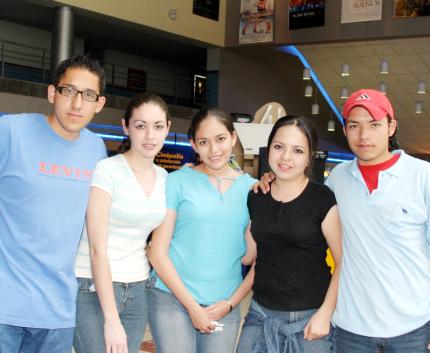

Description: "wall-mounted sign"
193 0 220 21
240 0 274 44
394 0 430 17
289 0 325 30
341 0 383 23
155 147 196 173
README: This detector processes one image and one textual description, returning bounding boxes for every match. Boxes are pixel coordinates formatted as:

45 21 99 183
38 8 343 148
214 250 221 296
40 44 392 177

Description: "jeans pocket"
77 277 95 292
145 275 157 289
324 324 335 342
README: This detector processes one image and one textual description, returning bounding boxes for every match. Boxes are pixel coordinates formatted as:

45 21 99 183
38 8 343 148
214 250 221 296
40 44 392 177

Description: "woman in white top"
74 92 171 353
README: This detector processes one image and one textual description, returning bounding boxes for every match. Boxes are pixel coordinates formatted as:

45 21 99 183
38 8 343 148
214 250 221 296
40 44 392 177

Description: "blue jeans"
236 299 333 353
333 322 430 353
0 323 74 353
73 277 149 353
148 282 241 353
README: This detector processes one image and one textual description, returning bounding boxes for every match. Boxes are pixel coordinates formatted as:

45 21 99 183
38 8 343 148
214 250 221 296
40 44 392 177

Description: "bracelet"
226 299 233 313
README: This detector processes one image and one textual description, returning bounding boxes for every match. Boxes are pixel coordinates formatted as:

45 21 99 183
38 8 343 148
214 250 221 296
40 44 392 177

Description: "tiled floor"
140 339 156 353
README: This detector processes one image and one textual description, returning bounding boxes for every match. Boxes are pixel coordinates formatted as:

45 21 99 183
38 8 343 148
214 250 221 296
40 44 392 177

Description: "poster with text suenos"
239 0 274 44
289 0 325 30
341 0 383 23
394 0 430 17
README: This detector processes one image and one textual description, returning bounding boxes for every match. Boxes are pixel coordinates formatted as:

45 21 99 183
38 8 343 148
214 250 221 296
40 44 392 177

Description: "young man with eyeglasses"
326 89 430 353
0 55 107 353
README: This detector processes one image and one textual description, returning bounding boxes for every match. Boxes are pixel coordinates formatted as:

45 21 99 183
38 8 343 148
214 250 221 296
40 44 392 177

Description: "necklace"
208 175 237 203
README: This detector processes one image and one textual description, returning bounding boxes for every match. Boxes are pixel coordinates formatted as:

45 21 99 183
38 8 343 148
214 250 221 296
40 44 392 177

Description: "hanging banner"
289 0 325 29
394 0 430 18
239 0 274 44
341 0 383 23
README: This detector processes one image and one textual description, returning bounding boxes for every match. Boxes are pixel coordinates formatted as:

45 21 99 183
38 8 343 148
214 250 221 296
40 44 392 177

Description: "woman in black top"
236 115 342 353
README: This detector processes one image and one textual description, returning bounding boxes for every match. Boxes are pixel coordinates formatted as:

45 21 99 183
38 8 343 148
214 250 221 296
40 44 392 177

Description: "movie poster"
289 0 325 30
193 0 220 21
394 0 430 17
341 0 383 23
239 0 274 44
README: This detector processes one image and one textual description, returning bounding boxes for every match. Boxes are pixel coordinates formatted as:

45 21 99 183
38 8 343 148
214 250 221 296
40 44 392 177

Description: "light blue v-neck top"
154 166 256 305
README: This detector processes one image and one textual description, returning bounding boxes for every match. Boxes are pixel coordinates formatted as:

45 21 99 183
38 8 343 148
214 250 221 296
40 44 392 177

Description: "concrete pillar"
50 6 74 77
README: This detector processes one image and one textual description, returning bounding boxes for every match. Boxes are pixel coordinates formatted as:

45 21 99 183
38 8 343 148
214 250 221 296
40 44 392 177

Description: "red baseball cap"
343 89 394 121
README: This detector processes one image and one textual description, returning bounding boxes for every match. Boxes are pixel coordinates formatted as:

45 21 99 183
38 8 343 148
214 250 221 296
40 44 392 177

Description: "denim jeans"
236 299 333 353
73 277 149 353
333 322 430 353
148 280 241 353
0 323 74 353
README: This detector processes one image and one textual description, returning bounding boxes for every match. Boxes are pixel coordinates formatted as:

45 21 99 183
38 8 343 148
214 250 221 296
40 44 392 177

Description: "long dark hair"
118 92 170 153
267 115 317 178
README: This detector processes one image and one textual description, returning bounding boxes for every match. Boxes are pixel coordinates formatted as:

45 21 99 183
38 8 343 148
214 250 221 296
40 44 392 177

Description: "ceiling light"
303 68 311 80
418 81 426 94
341 64 350 77
327 119 335 131
380 59 389 74
415 101 423 114
305 85 313 97
340 87 348 99
379 82 387 94
311 103 319 115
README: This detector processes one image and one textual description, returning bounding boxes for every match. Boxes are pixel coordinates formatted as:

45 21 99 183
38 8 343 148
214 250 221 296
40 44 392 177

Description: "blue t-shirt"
326 150 430 337
0 113 106 329
154 166 256 305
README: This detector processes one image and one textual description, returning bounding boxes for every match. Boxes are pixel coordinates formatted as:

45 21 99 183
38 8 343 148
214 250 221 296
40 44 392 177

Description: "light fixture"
418 81 426 94
168 9 177 20
340 87 348 99
341 64 350 77
379 82 387 94
311 103 319 115
305 85 313 97
311 88 319 115
327 119 335 132
303 68 311 80
415 101 423 114
380 59 389 74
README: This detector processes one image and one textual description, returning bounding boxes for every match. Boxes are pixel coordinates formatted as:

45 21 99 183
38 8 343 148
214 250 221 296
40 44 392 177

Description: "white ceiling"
297 37 430 155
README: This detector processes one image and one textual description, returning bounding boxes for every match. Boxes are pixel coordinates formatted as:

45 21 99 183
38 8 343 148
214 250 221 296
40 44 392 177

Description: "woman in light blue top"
148 107 256 353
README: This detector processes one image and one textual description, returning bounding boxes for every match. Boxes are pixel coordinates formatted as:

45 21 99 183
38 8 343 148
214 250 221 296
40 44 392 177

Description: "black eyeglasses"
56 86 100 102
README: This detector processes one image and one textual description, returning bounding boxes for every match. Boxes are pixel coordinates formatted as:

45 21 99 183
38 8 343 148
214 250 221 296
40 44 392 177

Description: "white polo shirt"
326 150 430 337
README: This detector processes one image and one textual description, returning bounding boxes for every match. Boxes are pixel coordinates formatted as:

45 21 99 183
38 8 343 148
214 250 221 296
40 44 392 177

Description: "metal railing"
0 39 50 83
0 39 207 108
